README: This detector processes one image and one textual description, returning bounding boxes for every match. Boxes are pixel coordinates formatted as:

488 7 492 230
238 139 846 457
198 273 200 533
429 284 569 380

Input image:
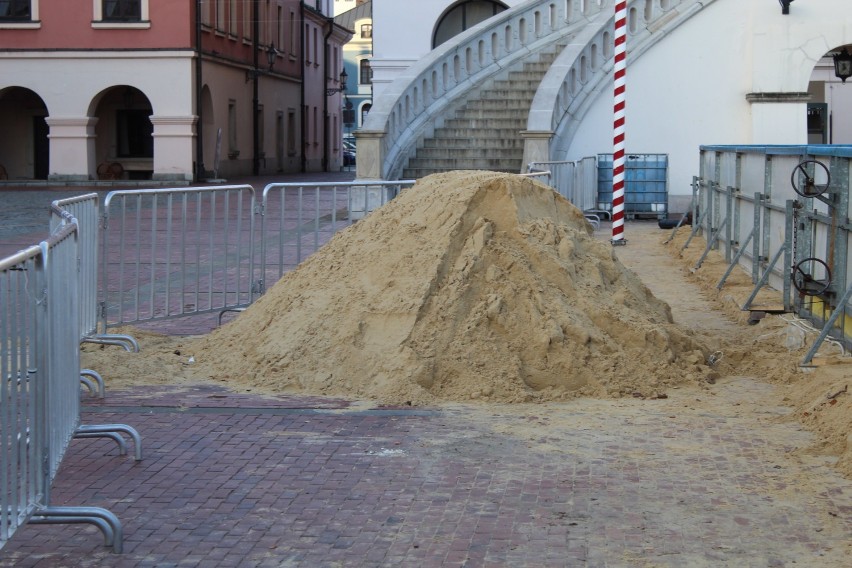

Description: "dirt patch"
662 224 852 478
186 171 714 405
80 171 852 478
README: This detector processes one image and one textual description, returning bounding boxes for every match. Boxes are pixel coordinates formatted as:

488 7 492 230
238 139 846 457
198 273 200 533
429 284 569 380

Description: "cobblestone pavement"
1 380 850 567
1 188 851 567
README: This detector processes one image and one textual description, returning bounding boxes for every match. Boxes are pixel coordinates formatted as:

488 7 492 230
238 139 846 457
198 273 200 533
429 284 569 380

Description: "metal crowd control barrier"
1 221 130 553
99 181 418 327
249 180 416 295
528 158 606 227
51 195 138 352
684 145 852 364
98 185 257 329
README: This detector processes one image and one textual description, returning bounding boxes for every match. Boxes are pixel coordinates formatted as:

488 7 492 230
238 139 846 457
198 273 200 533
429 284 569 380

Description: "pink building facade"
0 0 350 182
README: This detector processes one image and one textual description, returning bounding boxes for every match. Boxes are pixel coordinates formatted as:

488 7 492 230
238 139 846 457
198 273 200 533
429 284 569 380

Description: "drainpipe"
252 0 260 176
300 2 306 172
195 0 205 181
323 17 333 172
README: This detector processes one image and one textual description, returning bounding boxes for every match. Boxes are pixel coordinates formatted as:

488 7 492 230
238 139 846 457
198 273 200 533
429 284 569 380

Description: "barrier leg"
82 334 140 353
80 369 105 397
30 506 123 553
74 431 128 456
76 424 142 461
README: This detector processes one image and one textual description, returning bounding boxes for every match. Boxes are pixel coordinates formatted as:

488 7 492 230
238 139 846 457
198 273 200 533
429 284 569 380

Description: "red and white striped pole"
611 0 627 245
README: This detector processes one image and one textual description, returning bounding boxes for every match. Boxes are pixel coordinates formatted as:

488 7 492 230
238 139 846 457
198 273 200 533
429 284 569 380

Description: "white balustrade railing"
358 0 612 180
358 0 717 181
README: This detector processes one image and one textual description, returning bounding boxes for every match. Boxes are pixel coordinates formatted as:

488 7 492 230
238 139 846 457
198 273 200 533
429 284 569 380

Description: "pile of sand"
191 171 712 405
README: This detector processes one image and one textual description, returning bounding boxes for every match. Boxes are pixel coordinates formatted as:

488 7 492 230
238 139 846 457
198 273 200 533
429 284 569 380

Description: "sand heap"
192 171 712 404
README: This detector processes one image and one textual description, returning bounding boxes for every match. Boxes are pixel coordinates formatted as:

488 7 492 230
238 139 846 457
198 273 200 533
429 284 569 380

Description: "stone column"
150 115 197 182
45 116 98 181
521 130 555 172
354 129 385 180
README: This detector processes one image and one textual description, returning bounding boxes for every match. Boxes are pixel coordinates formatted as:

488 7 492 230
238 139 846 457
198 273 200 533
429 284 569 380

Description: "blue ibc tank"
597 154 668 219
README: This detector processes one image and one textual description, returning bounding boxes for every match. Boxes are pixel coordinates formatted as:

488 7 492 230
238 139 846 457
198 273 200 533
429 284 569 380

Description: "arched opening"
200 85 216 176
0 87 49 180
432 0 509 49
807 44 852 144
91 85 154 180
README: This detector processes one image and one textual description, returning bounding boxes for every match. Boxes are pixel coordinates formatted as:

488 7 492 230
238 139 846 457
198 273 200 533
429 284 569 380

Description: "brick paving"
1 182 851 566
1 380 850 567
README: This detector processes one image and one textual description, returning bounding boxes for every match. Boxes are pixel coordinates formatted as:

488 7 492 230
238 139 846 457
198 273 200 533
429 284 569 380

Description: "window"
433 0 507 48
228 100 238 157
359 59 372 85
242 0 250 39
287 109 296 156
277 6 283 50
0 0 31 21
94 0 148 26
257 104 265 156
289 11 297 56
305 24 311 63
116 109 153 158
103 0 141 21
215 0 224 31
360 23 372 39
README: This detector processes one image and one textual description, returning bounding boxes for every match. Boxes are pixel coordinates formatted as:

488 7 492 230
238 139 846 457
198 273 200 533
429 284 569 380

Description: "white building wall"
562 0 852 203
371 0 525 96
0 51 195 180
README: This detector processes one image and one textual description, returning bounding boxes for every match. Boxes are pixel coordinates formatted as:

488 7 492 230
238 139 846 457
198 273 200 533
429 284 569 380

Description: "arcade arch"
0 87 49 180
433 0 509 48
90 86 154 179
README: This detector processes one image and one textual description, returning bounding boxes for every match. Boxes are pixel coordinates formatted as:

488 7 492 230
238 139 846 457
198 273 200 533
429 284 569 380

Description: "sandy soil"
81 174 852 481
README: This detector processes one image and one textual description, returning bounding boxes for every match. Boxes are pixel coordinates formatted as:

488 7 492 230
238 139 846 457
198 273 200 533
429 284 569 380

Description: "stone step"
485 83 538 95
405 157 524 170
421 137 524 149
402 42 565 179
507 70 548 82
429 127 522 139
412 147 522 159
402 166 522 179
453 107 531 120
443 117 526 129
464 98 536 110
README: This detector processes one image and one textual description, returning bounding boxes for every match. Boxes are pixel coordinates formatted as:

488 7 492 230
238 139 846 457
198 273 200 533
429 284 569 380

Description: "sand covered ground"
81 171 852 479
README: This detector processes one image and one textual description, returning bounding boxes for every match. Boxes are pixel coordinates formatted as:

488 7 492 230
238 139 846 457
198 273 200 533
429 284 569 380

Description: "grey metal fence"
257 180 415 294
97 181 417 327
99 185 257 329
1 220 130 553
1 242 48 548
685 145 852 364
527 158 606 225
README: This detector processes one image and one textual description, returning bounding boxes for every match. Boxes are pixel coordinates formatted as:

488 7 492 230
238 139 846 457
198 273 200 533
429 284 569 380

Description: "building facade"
334 0 372 139
0 0 351 182
360 0 852 208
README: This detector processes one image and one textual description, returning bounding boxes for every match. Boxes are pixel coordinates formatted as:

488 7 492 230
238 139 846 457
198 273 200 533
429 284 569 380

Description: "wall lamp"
245 43 279 82
326 69 348 96
833 48 852 83
779 0 793 15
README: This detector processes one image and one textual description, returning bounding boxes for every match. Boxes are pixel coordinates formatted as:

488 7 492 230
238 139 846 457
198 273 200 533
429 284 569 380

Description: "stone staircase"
401 46 564 179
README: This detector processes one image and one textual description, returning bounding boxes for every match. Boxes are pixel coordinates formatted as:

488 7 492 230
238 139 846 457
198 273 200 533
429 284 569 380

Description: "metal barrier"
99 181 419 327
99 185 257 329
257 180 417 292
684 145 852 364
1 221 129 553
527 158 606 226
50 194 137 352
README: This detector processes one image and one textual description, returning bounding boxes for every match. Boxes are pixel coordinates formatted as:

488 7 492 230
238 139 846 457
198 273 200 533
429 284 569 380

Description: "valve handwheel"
791 160 830 197
792 257 831 296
